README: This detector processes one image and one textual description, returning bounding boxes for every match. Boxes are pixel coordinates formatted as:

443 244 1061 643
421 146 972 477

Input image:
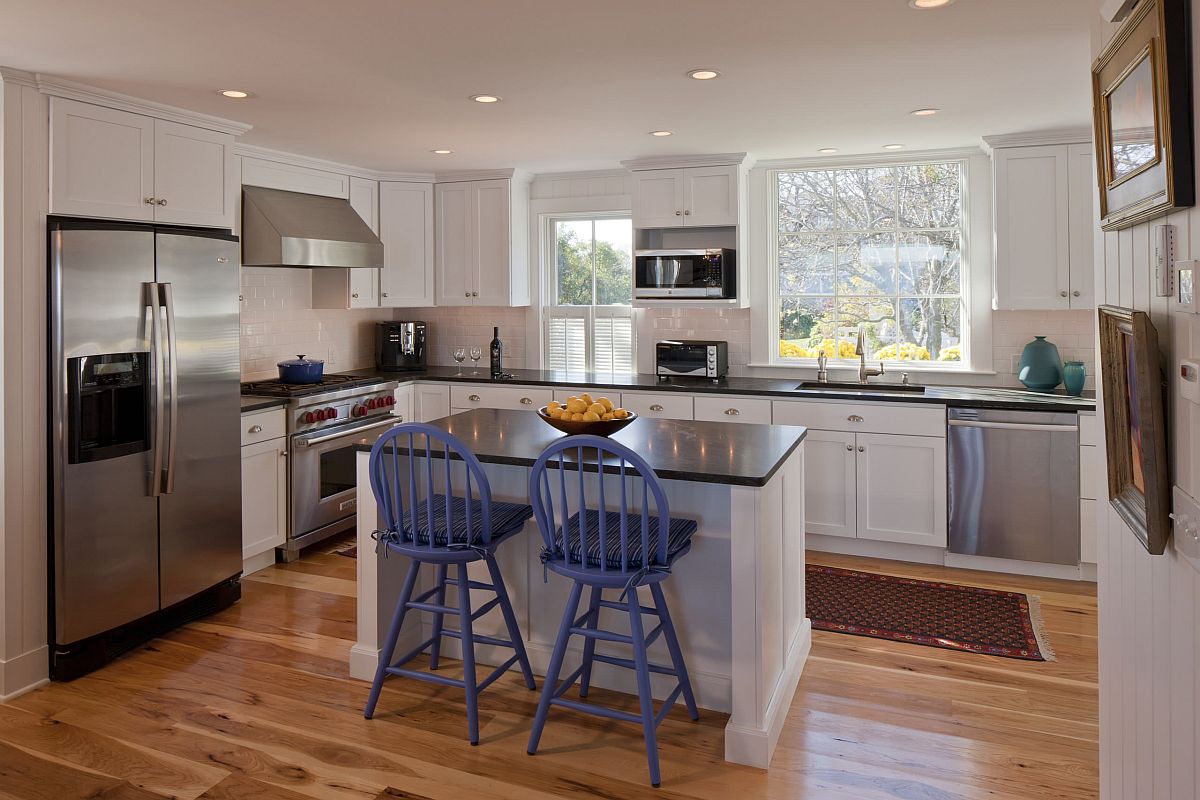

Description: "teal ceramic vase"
1017 336 1063 391
1063 361 1086 396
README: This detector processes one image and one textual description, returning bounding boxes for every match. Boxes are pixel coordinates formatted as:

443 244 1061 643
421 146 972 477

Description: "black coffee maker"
376 321 427 372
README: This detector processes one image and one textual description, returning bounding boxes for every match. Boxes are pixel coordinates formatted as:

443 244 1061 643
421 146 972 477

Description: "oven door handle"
293 418 397 448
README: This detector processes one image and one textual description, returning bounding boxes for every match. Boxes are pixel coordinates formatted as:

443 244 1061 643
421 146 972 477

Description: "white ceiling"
0 0 1098 173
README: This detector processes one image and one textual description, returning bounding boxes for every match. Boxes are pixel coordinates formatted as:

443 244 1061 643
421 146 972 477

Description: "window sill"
747 361 998 377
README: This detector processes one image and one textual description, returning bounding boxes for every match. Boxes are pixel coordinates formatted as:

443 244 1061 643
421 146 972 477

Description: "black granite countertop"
353 408 807 488
342 366 1096 413
240 396 289 413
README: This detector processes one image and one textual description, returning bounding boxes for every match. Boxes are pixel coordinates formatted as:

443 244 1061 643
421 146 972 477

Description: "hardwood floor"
1 544 1097 799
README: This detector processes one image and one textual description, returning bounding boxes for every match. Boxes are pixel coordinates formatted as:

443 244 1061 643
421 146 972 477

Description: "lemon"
587 403 606 416
613 408 628 419
598 397 614 411
601 412 614 421
565 398 587 414
582 410 601 422
572 412 585 421
580 393 593 405
547 400 561 411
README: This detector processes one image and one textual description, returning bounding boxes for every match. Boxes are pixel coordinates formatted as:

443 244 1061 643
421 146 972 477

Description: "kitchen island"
351 408 809 768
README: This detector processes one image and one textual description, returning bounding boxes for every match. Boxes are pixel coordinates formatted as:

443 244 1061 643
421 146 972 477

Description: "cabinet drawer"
553 388 622 408
451 384 553 411
1079 444 1097 500
772 399 945 437
621 392 694 420
241 408 286 446
694 395 772 425
1078 412 1099 446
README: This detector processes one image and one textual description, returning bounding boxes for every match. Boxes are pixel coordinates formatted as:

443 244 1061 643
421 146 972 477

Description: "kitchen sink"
795 381 927 394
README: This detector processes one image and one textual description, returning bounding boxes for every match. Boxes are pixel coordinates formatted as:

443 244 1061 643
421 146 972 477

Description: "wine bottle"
490 327 503 377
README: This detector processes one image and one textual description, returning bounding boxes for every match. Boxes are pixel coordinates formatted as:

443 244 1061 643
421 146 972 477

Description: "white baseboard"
807 534 945 564
242 549 277 576
724 619 811 769
943 552 1088 581
348 644 379 682
0 645 49 701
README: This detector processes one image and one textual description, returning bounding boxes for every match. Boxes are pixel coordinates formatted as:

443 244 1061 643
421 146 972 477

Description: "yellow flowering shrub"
807 338 859 359
873 342 931 361
779 341 809 359
937 345 962 362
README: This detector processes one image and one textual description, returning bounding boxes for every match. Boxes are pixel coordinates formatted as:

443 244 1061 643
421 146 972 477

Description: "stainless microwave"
656 340 729 379
634 248 735 299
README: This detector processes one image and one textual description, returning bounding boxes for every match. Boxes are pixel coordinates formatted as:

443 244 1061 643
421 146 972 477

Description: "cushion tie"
618 564 671 601
371 529 401 558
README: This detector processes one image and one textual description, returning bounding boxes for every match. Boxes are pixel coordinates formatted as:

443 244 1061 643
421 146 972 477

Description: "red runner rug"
806 564 1055 661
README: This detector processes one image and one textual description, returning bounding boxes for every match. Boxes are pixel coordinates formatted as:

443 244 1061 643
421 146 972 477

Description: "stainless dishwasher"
947 408 1080 565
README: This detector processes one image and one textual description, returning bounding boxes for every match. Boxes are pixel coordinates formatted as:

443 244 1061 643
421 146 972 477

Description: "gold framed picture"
1091 0 1194 230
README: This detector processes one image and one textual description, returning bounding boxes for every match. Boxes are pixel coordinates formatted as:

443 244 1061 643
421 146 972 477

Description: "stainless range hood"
241 186 384 268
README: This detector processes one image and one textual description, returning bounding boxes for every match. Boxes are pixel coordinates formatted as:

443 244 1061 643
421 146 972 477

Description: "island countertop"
354 408 807 488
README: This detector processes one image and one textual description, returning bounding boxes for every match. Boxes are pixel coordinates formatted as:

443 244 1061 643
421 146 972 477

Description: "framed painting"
1097 306 1171 554
1091 0 1194 230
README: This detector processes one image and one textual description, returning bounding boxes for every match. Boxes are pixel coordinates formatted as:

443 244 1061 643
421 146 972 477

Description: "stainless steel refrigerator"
49 217 242 679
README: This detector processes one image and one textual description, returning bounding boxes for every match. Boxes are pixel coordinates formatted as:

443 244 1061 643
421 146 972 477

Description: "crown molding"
981 127 1093 153
531 168 630 183
435 168 531 184
620 152 748 171
754 146 986 170
0 67 37 88
234 143 436 183
31 74 252 136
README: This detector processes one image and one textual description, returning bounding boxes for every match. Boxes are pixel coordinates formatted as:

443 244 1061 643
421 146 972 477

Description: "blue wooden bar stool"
363 423 536 744
526 434 699 787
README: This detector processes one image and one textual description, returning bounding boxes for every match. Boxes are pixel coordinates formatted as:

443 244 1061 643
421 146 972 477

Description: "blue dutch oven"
277 354 325 384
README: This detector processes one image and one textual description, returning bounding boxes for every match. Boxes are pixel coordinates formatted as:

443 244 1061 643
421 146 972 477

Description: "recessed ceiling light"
910 108 939 116
818 148 839 154
470 94 501 103
687 69 721 80
650 130 674 137
883 144 905 150
909 0 955 8
431 149 453 155
218 89 250 99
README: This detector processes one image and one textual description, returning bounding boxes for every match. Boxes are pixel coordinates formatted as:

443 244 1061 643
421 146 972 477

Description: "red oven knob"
366 398 377 410
326 407 338 419
385 396 396 406
303 411 315 424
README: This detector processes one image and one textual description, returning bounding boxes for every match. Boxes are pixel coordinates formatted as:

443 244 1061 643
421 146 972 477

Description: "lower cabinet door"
393 384 415 424
855 433 947 547
415 384 451 422
804 429 858 538
241 436 287 561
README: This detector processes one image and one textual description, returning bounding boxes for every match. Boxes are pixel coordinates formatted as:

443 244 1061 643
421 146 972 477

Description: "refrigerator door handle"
146 282 166 497
161 282 180 494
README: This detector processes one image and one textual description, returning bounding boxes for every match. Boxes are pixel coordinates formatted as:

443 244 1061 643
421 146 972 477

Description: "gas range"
241 374 399 435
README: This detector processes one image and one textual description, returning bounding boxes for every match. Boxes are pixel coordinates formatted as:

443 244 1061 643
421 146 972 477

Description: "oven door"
289 416 398 540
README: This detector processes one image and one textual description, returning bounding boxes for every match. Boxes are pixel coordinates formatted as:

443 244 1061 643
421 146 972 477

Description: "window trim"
535 204 636 373
748 147 995 374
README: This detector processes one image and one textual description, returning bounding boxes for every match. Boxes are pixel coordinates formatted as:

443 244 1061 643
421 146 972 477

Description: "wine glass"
453 347 467 375
469 346 482 374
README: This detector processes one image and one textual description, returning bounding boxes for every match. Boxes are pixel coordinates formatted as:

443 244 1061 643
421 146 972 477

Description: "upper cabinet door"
379 182 434 308
993 145 1071 310
152 120 235 228
632 169 685 228
472 179 512 306
434 182 473 306
683 165 738 227
347 177 380 308
1066 143 1096 310
50 98 155 221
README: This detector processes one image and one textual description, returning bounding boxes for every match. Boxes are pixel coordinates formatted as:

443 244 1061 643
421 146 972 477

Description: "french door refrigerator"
49 217 242 679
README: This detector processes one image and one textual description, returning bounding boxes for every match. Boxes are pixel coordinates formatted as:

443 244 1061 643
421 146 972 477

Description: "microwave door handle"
146 282 165 497
161 282 180 494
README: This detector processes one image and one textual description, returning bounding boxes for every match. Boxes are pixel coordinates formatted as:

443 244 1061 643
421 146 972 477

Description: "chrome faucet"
855 327 885 384
816 351 829 383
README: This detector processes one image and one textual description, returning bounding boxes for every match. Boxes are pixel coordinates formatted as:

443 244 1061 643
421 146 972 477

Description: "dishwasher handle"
948 419 1078 433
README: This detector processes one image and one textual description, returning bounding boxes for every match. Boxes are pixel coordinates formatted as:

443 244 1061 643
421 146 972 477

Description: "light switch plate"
1174 260 1198 312
1180 359 1200 404
1171 486 1200 575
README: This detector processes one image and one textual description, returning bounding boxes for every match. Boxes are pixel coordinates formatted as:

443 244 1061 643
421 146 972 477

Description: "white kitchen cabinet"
393 383 415 423
240 156 349 198
240 410 288 569
855 433 947 547
992 141 1094 310
51 98 236 228
803 429 858 539
620 391 694 420
693 395 772 425
379 181 435 307
312 176 380 309
435 177 529 307
415 384 451 422
631 165 738 228
1080 498 1098 564
450 384 552 412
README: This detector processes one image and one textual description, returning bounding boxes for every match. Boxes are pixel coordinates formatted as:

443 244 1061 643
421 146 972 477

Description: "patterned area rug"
806 564 1055 661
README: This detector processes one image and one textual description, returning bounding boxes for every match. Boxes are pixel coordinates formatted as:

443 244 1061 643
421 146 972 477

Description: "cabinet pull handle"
472 291 478 297
846 444 854 451
280 450 288 457
144 197 156 205
847 414 864 423
156 198 168 206
675 210 682 216
724 408 740 416
684 210 691 215
468 394 481 402
351 293 359 299
520 397 533 405
248 424 263 434
382 292 389 297
650 404 664 412
1060 290 1069 297
1073 290 1081 297
465 292 471 298
858 445 865 452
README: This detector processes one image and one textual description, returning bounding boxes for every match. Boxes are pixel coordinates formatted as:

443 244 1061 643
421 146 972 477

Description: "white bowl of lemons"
537 393 637 436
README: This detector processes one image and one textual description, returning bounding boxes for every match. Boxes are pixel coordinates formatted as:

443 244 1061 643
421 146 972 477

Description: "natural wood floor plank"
1 542 1098 799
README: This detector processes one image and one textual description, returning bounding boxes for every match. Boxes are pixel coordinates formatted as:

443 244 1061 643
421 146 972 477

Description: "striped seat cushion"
396 494 533 547
551 509 696 570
